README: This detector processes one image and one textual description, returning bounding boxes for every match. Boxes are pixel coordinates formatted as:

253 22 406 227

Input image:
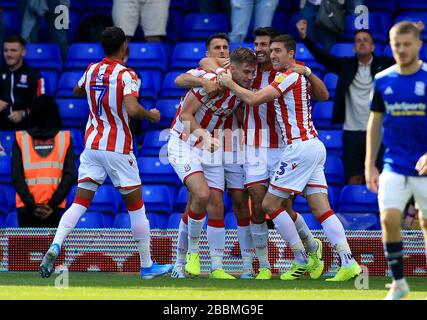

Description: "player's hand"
365 165 380 193
34 206 47 219
0 100 8 112
202 79 220 98
415 20 425 32
8 110 25 123
148 108 161 123
287 62 308 75
296 19 308 39
415 153 427 175
218 70 233 88
222 58 231 69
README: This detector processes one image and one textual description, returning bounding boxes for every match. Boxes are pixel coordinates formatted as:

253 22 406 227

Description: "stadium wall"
0 229 425 276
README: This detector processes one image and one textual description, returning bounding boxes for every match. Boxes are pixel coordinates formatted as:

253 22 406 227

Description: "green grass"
0 272 426 300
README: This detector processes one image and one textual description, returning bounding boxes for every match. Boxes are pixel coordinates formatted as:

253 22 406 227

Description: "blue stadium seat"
182 13 229 40
223 192 233 213
112 213 131 229
331 42 384 57
57 99 89 128
65 43 104 70
40 70 59 96
324 156 345 186
296 43 325 73
138 71 158 102
367 0 396 13
229 42 254 52
75 211 104 228
101 212 115 228
143 185 173 214
0 157 11 183
3 10 19 34
317 130 343 157
0 214 6 228
25 44 62 71
89 184 120 213
396 0 427 12
138 70 163 96
141 129 171 157
167 212 183 229
138 156 181 185
338 185 379 213
146 212 169 229
224 212 237 229
161 71 187 98
312 101 334 129
0 131 14 157
293 196 311 213
69 129 84 156
0 185 9 214
0 0 17 8
341 13 391 43
300 213 322 229
2 184 15 212
323 73 338 99
167 9 184 42
174 186 188 213
169 43 206 70
336 213 381 230
5 211 18 227
152 99 180 128
56 71 85 97
127 43 168 71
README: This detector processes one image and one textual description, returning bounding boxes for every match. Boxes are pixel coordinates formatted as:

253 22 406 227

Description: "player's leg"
409 176 427 258
171 196 191 279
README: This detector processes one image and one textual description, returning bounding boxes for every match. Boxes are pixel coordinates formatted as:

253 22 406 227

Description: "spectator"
296 20 394 184
112 0 170 42
0 35 45 131
12 94 76 227
19 0 70 62
229 0 279 43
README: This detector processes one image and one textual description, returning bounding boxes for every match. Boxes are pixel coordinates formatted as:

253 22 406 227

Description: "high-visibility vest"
15 130 70 209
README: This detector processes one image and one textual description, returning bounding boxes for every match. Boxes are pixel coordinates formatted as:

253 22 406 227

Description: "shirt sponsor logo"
274 73 286 83
384 86 394 95
385 101 426 116
414 81 425 96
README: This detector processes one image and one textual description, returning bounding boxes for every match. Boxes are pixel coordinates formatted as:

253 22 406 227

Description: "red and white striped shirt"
270 70 318 145
78 58 139 154
171 72 243 147
244 65 283 148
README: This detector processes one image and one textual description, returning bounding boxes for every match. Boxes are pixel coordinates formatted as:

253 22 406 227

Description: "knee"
261 198 275 214
380 214 398 232
193 187 210 205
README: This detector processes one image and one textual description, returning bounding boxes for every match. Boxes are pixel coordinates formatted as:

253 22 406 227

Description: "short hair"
271 34 296 56
101 26 127 56
253 27 280 39
205 33 229 49
29 94 61 130
390 21 421 39
230 47 256 66
354 29 374 42
4 35 26 47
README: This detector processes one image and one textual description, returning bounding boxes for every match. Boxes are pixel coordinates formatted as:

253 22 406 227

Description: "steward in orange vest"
12 95 76 227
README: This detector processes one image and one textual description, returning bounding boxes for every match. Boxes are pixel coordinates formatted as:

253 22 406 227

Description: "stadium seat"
5 211 18 227
174 186 188 213
112 213 131 229
138 70 163 96
69 129 84 156
166 9 184 42
146 212 169 229
300 213 322 230
323 73 338 99
160 71 187 98
143 185 173 214
295 43 325 73
65 43 104 69
57 99 89 128
317 130 343 157
25 44 62 71
89 185 120 213
293 196 311 213
167 212 183 229
75 211 104 228
40 70 59 96
3 10 19 35
312 101 334 129
138 71 158 102
0 157 12 183
223 192 233 213
0 0 17 8
101 212 115 228
229 42 254 52
0 185 9 214
138 156 181 186
338 185 379 213
169 43 206 70
324 156 344 186
182 13 229 40
127 43 168 71
336 213 381 230
331 42 384 58
224 212 237 229
396 0 427 12
341 13 391 43
152 99 180 128
140 129 171 157
56 71 85 97
0 131 14 157
0 214 6 228
2 184 15 212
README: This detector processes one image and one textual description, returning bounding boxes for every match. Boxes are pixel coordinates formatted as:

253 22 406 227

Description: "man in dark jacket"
296 19 395 184
12 94 76 227
0 35 45 131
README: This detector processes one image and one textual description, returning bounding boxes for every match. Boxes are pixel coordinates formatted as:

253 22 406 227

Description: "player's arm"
73 85 86 97
199 57 230 72
175 73 219 98
124 96 160 122
288 63 329 100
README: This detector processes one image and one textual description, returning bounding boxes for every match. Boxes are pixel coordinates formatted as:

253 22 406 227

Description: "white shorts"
378 170 427 219
168 135 225 191
244 145 284 187
78 149 141 189
268 138 328 199
224 163 245 190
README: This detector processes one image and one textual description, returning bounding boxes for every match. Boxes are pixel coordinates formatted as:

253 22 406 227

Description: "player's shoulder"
374 64 398 81
273 70 297 83
420 61 427 73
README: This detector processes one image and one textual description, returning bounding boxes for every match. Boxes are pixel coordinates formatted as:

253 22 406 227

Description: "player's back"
78 58 139 154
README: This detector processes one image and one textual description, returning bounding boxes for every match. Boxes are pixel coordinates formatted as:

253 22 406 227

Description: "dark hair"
205 33 229 49
253 27 280 39
4 35 26 47
230 47 256 66
354 29 374 42
29 94 61 130
101 26 127 56
390 21 421 39
271 34 296 56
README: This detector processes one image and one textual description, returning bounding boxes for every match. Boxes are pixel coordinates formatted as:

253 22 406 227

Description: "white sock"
52 203 87 247
207 223 225 271
175 218 188 266
294 213 318 253
321 214 355 267
129 205 152 268
237 224 255 271
188 215 206 253
272 210 308 265
250 221 270 269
